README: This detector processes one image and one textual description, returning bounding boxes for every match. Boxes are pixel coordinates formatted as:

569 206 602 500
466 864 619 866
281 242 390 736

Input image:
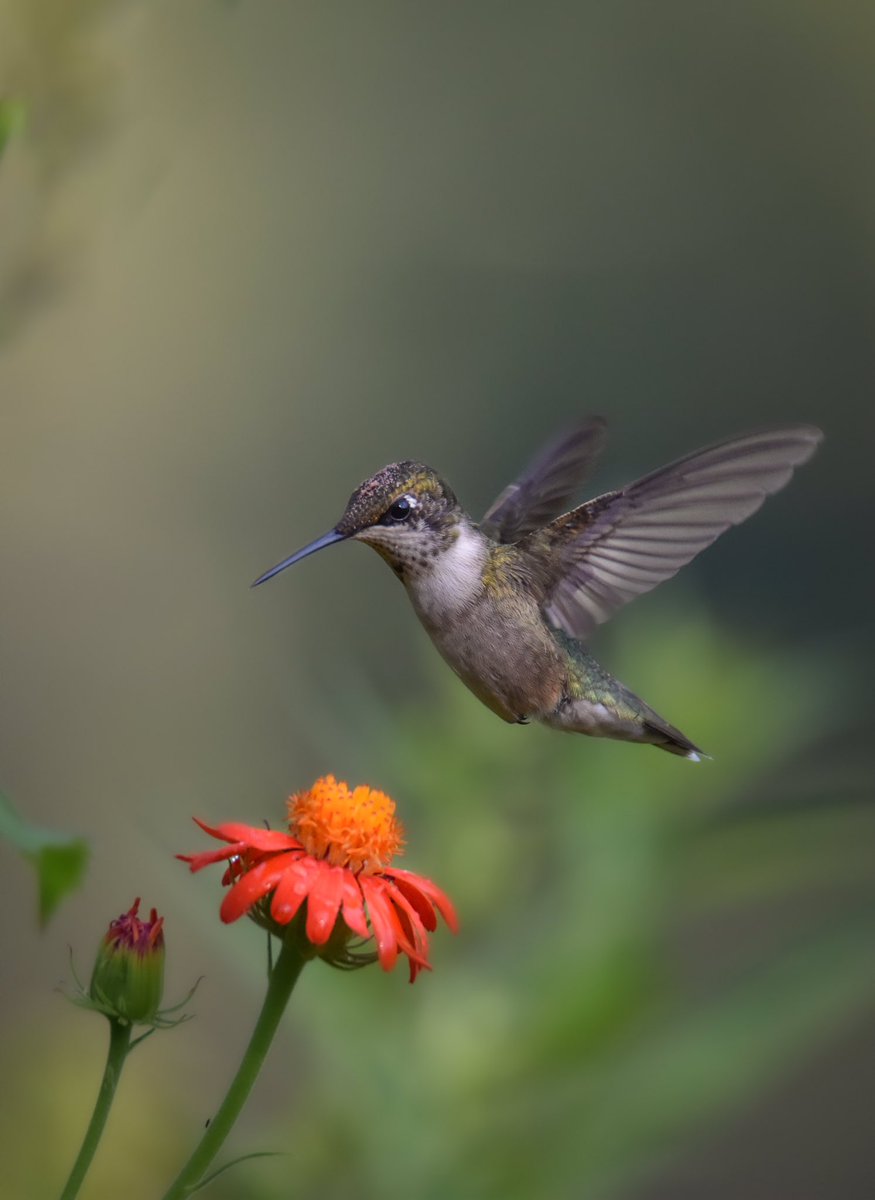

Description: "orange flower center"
287 775 404 873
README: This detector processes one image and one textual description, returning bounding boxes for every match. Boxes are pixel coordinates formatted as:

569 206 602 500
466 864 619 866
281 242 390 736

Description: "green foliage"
0 792 89 925
0 99 26 160
231 607 874 1200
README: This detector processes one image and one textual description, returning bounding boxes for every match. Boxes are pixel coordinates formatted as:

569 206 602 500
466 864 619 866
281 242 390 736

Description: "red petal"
359 876 399 972
388 888 432 983
388 874 437 931
387 906 429 981
340 874 370 940
270 856 317 925
362 877 432 978
305 862 346 945
389 885 430 961
387 868 459 933
197 819 302 853
191 817 230 840
177 844 246 873
219 852 299 923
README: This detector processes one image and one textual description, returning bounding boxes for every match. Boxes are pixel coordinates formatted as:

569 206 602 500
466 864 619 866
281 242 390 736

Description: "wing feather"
480 416 607 543
537 425 823 640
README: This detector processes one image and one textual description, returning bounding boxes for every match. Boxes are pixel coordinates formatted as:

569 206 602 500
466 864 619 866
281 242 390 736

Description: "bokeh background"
2 3 874 1197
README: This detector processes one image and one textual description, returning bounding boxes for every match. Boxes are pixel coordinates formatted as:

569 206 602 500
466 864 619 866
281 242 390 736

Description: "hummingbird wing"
534 425 823 641
480 416 607 544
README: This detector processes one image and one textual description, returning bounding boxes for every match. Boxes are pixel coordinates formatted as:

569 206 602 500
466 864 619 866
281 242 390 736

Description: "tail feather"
547 634 708 759
642 714 707 761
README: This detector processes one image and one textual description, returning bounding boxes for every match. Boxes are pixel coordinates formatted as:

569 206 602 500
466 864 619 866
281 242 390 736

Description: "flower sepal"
284 903 378 972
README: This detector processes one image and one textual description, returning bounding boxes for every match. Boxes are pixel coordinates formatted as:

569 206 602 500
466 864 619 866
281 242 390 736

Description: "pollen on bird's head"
335 461 457 535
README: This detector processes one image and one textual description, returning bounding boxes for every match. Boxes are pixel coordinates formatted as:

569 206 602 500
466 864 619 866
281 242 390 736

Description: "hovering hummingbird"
253 420 822 759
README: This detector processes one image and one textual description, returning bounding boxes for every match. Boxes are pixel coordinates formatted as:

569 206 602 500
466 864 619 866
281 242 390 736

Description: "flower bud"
89 898 165 1023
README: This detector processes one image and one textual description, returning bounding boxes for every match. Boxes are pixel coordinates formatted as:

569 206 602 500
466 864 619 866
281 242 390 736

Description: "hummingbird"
253 420 822 759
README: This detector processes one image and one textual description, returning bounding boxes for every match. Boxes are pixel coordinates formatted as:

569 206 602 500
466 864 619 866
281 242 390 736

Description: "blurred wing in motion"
535 425 823 641
480 416 607 544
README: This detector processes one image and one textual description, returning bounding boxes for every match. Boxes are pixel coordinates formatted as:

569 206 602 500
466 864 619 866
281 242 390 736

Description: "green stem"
161 938 306 1199
59 1018 132 1200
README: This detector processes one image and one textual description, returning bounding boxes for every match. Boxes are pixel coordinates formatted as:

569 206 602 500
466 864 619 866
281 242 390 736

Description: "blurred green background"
1 3 874 1197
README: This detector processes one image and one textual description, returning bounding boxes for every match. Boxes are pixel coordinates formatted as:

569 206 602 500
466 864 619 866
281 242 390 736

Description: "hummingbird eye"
385 495 415 523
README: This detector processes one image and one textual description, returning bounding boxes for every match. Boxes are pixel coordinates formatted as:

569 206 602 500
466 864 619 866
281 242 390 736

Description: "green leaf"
194 1151 285 1191
0 792 89 925
0 99 26 160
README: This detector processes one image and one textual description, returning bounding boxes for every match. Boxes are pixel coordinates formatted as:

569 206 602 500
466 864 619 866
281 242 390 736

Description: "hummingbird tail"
537 637 708 759
640 716 707 762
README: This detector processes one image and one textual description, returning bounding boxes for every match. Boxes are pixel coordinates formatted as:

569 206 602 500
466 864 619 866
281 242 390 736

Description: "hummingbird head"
336 461 461 565
252 461 464 587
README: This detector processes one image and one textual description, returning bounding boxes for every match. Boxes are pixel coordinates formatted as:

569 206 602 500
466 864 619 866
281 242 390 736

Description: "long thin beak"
250 528 348 588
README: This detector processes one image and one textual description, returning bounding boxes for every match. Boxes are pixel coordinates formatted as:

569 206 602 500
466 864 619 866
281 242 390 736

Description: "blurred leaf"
459 915 875 1200
573 915 875 1198
679 800 875 908
0 99 26 160
0 792 88 925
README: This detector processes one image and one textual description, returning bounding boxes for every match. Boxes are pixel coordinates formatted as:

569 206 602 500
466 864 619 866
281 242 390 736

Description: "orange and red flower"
179 776 457 983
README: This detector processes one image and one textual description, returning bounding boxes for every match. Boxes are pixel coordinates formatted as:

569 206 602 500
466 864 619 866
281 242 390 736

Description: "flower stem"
161 938 306 1199
59 1018 132 1200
